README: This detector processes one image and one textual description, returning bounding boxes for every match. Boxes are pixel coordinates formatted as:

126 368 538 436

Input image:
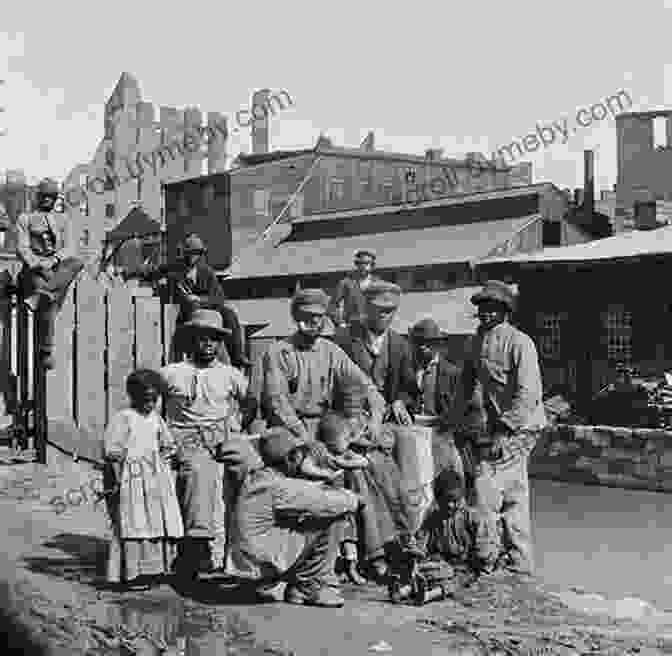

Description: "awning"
227 216 540 279
230 287 483 339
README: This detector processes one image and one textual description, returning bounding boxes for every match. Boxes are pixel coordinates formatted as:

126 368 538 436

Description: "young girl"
104 368 184 590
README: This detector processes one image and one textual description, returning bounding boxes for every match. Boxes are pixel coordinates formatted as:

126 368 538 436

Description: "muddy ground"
1 454 672 656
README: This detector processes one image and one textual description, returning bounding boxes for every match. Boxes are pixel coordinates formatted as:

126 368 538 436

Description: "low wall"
530 424 672 493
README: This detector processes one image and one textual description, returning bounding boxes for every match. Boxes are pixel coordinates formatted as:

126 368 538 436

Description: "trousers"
18 257 84 353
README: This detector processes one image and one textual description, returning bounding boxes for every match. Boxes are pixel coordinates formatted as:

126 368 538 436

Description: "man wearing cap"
328 249 381 332
261 288 387 443
409 318 464 480
457 280 546 576
160 309 257 579
16 178 84 369
170 233 250 369
217 436 361 607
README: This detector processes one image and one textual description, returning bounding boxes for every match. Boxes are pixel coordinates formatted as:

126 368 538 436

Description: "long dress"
103 408 184 583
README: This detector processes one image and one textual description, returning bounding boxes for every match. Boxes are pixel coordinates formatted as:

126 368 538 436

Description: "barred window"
538 312 562 360
603 306 633 364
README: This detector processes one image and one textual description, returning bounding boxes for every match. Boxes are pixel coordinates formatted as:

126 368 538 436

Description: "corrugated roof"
230 287 482 339
480 224 672 267
228 215 539 279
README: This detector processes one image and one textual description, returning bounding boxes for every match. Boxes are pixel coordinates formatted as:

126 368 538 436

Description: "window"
603 306 633 364
253 189 270 216
359 162 373 193
382 179 394 201
105 203 115 219
538 312 562 360
542 221 562 246
328 178 345 202
654 117 668 150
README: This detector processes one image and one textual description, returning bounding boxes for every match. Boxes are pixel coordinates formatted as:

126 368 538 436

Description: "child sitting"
418 469 500 576
103 369 184 591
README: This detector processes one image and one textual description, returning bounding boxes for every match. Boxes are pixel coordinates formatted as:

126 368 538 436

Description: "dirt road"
1 456 671 656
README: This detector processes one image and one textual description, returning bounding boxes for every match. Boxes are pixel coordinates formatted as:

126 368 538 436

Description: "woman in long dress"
104 369 184 590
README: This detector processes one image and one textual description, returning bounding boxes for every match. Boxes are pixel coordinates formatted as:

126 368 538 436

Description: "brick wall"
530 424 672 493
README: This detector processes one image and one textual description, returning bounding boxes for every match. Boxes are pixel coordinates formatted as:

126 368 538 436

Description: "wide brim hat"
182 309 232 337
410 317 442 341
291 288 329 315
363 280 401 309
470 280 516 312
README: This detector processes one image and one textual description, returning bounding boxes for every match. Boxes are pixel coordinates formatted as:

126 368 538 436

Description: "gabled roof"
478 224 672 267
106 207 161 242
226 215 540 280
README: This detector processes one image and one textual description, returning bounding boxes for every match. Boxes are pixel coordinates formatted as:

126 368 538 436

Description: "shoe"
368 558 389 584
343 559 367 586
23 294 40 313
242 581 285 602
284 582 344 607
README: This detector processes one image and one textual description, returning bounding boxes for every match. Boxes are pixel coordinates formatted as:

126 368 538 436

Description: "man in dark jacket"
171 234 250 368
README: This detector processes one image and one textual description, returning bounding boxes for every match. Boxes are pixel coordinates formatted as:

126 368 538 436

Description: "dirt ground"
1 453 672 656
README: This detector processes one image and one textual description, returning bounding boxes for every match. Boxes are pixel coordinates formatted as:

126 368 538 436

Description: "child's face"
286 447 306 472
437 491 465 515
133 386 160 415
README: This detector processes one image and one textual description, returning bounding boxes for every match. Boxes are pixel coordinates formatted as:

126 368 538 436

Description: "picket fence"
2 275 179 463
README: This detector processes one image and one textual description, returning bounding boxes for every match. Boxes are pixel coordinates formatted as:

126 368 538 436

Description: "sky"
0 0 670 192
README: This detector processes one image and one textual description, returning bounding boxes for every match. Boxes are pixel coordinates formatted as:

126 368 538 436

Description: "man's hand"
392 400 413 426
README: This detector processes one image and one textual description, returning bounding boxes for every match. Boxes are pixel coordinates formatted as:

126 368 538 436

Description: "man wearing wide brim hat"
16 177 84 369
171 233 250 369
160 308 257 579
261 288 386 444
327 248 382 331
456 279 546 576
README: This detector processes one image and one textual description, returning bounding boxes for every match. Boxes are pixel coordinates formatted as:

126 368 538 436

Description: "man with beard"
261 288 387 443
328 249 381 333
16 178 84 369
160 309 257 580
457 280 546 576
171 233 250 368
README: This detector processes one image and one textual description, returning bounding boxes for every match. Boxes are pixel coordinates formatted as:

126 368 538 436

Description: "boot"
284 581 344 607
341 541 366 586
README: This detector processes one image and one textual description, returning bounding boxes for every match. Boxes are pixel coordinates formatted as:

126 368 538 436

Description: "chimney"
583 149 595 216
251 89 270 155
634 200 658 230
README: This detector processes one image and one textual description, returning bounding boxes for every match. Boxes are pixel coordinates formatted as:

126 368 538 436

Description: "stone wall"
529 424 672 493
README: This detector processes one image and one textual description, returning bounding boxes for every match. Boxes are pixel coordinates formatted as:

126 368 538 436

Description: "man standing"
328 249 381 332
458 280 546 576
16 178 84 369
409 318 464 479
160 309 256 579
171 233 249 369
261 288 387 443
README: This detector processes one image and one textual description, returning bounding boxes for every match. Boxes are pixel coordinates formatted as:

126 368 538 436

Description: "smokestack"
584 149 595 216
251 89 270 155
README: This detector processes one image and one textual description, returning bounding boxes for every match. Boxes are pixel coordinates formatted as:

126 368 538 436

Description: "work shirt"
16 210 74 269
160 360 249 437
417 354 440 415
261 334 386 440
361 329 390 393
328 275 381 326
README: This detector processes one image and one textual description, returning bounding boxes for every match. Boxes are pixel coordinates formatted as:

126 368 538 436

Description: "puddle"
90 596 294 655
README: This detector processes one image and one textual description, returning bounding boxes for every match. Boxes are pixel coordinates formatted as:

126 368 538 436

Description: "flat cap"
37 178 60 196
363 280 401 309
410 318 442 341
354 249 376 261
470 280 516 311
182 233 207 253
291 288 329 315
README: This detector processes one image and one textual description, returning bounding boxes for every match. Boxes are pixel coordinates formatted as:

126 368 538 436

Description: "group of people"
13 182 546 608
96 237 547 608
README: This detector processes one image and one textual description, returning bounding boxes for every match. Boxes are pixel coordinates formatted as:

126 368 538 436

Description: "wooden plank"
75 277 107 438
45 286 75 422
134 296 162 371
162 303 178 366
107 286 135 419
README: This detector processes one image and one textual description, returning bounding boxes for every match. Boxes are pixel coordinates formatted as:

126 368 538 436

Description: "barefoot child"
104 369 184 590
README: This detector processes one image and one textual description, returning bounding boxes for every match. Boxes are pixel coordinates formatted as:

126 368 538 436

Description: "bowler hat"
37 178 59 197
470 280 516 311
363 280 401 309
410 318 442 341
182 309 232 337
291 288 329 315
182 234 207 254
259 428 307 466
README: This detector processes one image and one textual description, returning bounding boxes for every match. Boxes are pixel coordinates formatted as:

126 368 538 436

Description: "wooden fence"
2 275 178 463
